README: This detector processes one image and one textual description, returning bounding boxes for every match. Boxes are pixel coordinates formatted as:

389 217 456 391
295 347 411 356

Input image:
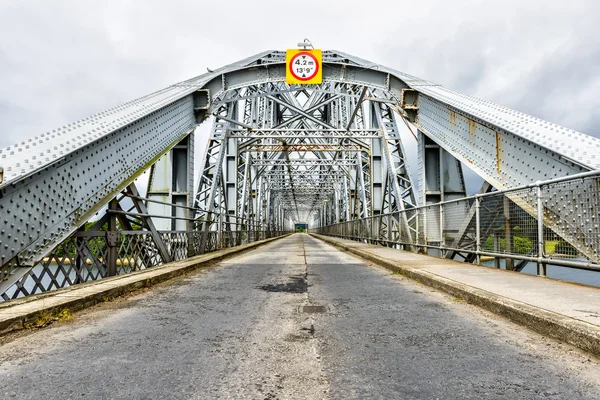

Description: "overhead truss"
1 48 599 292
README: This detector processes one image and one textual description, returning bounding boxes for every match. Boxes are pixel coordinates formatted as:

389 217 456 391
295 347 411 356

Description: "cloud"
0 0 598 197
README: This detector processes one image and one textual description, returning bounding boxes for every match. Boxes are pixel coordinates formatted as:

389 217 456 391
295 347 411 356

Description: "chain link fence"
314 171 600 275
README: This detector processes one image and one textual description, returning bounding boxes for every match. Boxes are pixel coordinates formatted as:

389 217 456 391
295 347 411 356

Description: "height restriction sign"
286 49 322 84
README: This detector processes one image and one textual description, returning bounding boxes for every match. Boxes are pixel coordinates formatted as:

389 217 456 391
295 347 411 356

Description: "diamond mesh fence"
1 223 288 301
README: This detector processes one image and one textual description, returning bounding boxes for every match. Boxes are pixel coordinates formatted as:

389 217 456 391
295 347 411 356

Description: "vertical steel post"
493 234 500 269
415 210 420 253
536 183 547 277
107 199 118 277
503 196 514 270
388 212 393 247
75 232 83 285
422 206 427 254
439 204 445 257
475 196 481 265
244 215 248 244
218 211 223 249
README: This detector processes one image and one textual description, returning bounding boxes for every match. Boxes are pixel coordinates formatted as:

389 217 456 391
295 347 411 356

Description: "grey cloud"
496 43 600 137
0 0 597 196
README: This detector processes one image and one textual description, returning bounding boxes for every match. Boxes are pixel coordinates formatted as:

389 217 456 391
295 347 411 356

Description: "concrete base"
0 234 291 335
311 233 600 358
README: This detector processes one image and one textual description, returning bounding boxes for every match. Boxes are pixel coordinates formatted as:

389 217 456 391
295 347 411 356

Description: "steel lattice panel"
0 96 195 267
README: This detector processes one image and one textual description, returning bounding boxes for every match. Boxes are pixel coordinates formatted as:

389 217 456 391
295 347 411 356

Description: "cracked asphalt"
1 234 600 399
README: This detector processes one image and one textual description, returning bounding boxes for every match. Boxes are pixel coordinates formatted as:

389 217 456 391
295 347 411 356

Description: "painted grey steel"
0 97 195 270
146 135 195 231
228 129 380 139
2 48 598 184
194 78 394 230
418 131 467 247
2 48 600 295
536 185 547 277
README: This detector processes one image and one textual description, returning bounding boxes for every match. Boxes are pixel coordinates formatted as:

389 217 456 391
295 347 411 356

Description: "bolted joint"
106 231 119 247
400 89 419 123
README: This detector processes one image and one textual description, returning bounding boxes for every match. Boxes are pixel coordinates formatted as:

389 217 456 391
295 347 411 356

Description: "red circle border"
289 51 320 81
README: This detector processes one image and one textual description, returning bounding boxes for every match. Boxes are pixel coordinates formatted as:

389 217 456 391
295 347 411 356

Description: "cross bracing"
226 129 380 139
1 49 599 298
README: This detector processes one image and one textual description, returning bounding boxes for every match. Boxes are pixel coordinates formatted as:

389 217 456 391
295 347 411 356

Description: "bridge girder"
1 48 599 288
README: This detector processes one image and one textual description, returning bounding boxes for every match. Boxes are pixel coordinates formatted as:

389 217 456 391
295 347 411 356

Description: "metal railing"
1 212 289 301
314 170 600 275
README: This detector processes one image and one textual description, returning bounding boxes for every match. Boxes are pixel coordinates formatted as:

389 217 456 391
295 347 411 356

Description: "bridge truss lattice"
1 50 599 299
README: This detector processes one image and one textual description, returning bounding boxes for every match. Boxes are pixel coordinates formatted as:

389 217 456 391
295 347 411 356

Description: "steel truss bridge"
0 50 599 300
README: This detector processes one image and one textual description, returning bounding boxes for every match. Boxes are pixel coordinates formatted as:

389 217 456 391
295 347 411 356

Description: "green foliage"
53 220 110 259
483 236 494 252
295 226 306 233
554 240 577 255
482 226 534 255
54 239 75 259
513 236 534 254
52 217 147 260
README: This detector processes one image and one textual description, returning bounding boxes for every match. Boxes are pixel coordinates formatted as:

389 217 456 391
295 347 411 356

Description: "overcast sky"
1 0 599 194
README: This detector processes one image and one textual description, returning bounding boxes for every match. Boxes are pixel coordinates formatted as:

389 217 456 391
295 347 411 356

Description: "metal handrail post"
439 204 445 257
475 196 481 264
218 212 223 249
536 183 547 277
106 199 118 277
415 210 420 253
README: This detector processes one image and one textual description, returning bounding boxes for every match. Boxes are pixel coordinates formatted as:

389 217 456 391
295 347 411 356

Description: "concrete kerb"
310 233 600 358
0 234 292 336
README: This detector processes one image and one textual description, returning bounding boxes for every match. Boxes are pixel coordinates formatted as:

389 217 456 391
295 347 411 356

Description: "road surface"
1 234 599 399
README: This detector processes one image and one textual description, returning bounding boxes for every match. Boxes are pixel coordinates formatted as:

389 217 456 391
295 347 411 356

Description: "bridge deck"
312 234 600 329
1 234 600 398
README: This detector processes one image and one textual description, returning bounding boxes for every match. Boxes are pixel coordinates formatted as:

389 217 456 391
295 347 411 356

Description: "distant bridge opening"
295 224 308 233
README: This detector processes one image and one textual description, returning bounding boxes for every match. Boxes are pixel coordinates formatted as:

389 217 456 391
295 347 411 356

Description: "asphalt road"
1 234 599 399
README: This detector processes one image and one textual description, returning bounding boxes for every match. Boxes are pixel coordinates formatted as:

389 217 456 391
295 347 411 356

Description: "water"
481 258 600 288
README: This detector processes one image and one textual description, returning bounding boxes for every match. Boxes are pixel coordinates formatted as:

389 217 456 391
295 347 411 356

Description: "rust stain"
468 119 477 136
448 109 457 125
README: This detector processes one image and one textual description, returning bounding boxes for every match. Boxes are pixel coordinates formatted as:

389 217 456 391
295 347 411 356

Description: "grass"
56 309 73 322
25 308 73 329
